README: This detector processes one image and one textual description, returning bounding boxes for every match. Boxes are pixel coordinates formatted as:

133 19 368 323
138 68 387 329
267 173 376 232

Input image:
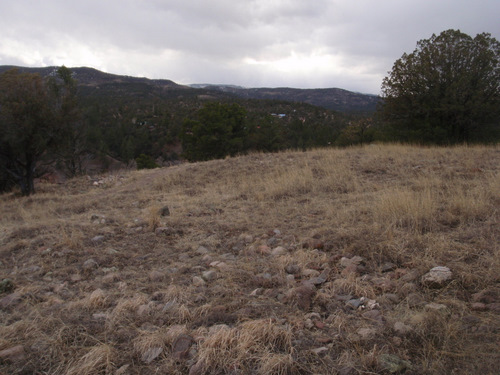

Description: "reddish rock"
471 302 487 311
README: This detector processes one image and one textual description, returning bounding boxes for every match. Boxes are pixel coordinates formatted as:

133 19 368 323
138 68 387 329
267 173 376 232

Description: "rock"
160 206 170 216
302 269 320 277
141 347 163 364
115 364 130 375
285 264 301 275
189 359 206 375
257 245 271 255
250 288 264 296
0 345 26 362
471 302 487 311
311 346 329 355
421 266 452 288
357 327 377 340
196 246 210 255
393 322 413 336
0 279 14 294
406 292 425 308
340 255 364 268
362 309 384 324
346 299 362 309
381 262 396 272
192 276 206 287
425 302 448 312
286 274 295 283
378 354 412 373
271 246 287 256
201 270 217 282
149 270 165 282
0 293 22 310
303 239 324 249
172 334 194 361
91 235 106 245
82 258 99 271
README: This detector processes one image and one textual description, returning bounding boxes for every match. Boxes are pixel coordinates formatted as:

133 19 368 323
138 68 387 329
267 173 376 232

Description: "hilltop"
1 145 499 374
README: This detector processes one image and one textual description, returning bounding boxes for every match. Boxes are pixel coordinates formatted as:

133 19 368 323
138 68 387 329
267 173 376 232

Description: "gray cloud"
1 0 499 94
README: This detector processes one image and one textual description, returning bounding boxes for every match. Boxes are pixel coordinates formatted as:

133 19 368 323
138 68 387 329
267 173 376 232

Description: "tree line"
1 29 499 195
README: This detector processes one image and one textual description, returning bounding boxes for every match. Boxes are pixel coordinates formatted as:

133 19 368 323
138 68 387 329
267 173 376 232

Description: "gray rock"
155 226 176 236
201 270 217 282
346 299 362 309
91 235 106 245
192 276 206 287
285 264 301 275
421 266 452 288
271 246 287 256
82 258 99 271
141 347 163 364
357 327 377 340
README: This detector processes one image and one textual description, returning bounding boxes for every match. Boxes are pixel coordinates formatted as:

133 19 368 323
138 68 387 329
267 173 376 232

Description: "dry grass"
0 144 499 374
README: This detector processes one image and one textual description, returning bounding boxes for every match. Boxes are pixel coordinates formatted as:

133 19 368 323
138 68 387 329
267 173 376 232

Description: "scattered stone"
82 258 99 271
196 246 210 255
381 262 396 272
357 327 377 340
0 293 22 310
471 302 487 311
311 346 329 355
90 214 106 224
257 245 271 255
425 302 448 312
0 345 26 362
421 266 452 288
0 279 14 294
271 246 287 256
141 347 163 364
149 270 165 282
393 322 413 336
302 269 320 277
360 297 379 310
340 256 364 268
115 364 130 375
160 206 170 216
91 235 106 245
192 276 206 287
371 277 397 292
92 313 108 320
285 264 301 275
378 354 412 373
201 270 217 282
172 334 194 361
362 309 384 324
286 274 295 283
250 288 264 296
70 274 82 282
346 299 362 309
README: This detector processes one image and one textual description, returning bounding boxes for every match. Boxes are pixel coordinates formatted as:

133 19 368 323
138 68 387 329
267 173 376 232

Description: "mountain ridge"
0 65 379 112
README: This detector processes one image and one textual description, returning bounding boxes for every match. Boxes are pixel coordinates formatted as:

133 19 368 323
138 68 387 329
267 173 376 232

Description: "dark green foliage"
135 154 159 169
181 102 248 161
379 30 500 144
0 69 65 195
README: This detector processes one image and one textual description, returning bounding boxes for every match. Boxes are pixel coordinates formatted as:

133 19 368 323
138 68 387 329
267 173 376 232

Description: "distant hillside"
190 84 381 113
0 66 379 113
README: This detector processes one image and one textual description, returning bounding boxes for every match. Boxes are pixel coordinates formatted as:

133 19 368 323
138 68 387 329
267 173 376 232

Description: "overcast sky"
1 1 499 94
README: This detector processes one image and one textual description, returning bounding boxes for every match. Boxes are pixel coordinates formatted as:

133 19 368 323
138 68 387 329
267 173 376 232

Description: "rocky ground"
1 145 499 374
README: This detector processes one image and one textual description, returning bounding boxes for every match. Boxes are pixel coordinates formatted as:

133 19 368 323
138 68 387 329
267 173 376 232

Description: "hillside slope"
1 145 499 374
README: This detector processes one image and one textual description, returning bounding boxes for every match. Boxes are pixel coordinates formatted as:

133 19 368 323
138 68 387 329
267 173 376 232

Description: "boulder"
421 266 452 288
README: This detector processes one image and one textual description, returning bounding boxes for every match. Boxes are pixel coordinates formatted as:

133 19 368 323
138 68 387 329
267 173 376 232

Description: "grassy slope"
0 144 499 374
